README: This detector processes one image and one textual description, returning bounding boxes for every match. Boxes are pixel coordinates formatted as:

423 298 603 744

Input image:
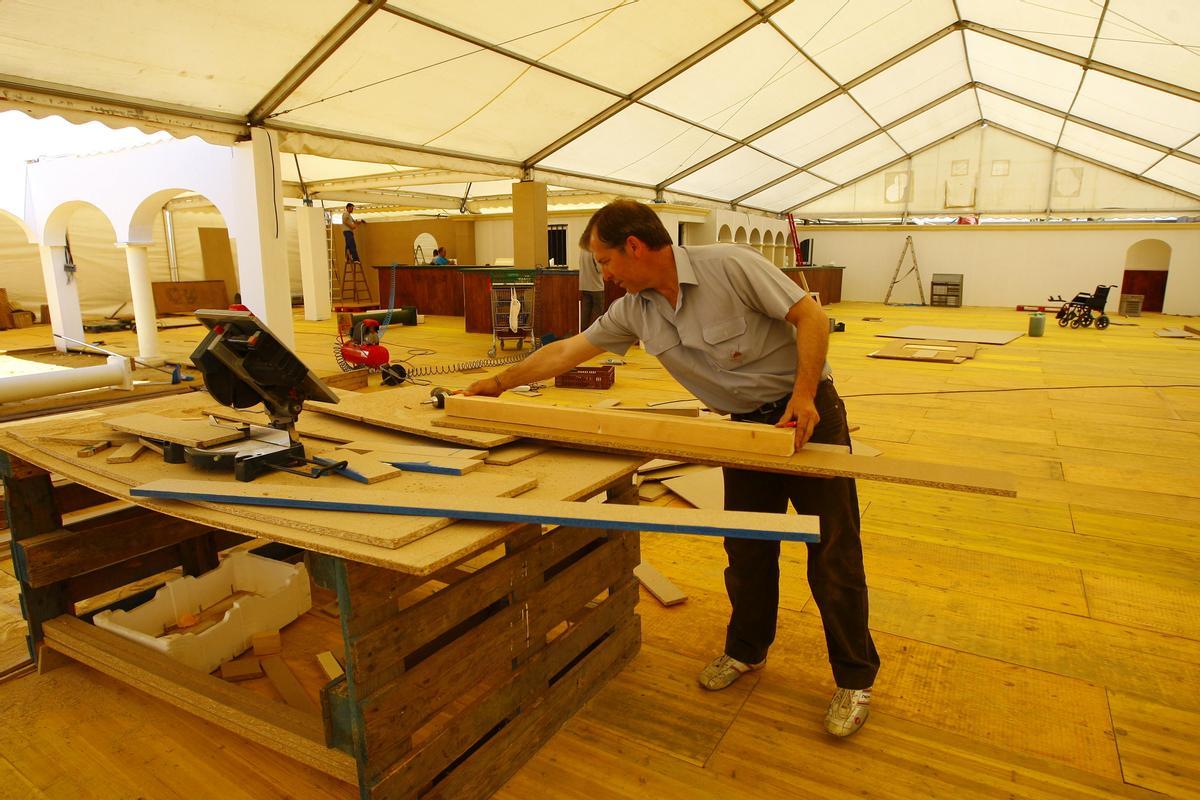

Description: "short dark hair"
587 200 672 250
346 203 354 209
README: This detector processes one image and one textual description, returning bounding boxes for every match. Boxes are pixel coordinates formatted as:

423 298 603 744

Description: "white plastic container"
93 551 312 673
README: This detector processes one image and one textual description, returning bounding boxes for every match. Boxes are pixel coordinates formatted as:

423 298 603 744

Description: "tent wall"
797 127 1199 217
805 225 1200 315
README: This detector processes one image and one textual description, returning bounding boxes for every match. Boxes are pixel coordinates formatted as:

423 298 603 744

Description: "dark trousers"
343 230 360 263
580 291 606 330
722 379 879 690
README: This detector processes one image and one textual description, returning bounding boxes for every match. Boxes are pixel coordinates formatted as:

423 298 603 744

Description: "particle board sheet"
132 478 822 542
445 396 796 457
0 429 641 576
879 326 1023 345
305 386 518 448
1154 328 1200 339
632 562 686 606
435 411 1017 497
482 441 550 465
7 425 538 550
662 468 724 510
103 413 247 448
868 339 980 363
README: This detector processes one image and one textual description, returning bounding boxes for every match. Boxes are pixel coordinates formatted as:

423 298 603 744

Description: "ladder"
884 235 926 305
334 259 372 306
784 213 811 294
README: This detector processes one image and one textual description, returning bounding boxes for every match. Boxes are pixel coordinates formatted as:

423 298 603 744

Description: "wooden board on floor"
445 395 796 457
131 478 821 542
103 413 246 448
879 326 1023 345
633 561 687 606
435 412 1017 497
869 339 980 363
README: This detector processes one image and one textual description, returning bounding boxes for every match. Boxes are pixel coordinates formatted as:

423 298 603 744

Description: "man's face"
347 205 354 212
590 232 653 293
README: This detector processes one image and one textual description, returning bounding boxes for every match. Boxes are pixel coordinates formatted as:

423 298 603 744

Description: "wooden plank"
340 440 488 460
435 414 1017 497
662 468 723 510
313 450 403 484
219 658 263 682
11 510 215 588
359 450 483 476
637 481 669 501
879 325 1023 345
261 655 318 714
306 386 518 448
41 616 355 782
130 479 821 542
105 441 147 464
633 561 686 606
445 396 796 457
103 413 246 448
483 442 549 466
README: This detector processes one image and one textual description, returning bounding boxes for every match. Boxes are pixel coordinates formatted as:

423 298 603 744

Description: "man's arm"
462 334 605 396
778 295 830 448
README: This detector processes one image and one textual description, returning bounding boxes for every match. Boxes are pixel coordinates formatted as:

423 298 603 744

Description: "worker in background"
341 203 366 264
464 199 877 738
431 247 451 265
578 237 606 330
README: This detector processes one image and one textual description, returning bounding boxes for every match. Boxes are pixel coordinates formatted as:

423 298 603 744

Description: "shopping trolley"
488 272 535 358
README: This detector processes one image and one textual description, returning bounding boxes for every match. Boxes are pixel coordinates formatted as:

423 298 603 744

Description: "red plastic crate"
554 365 615 389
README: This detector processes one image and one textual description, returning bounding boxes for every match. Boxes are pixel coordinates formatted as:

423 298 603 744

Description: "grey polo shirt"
578 250 604 292
583 244 832 414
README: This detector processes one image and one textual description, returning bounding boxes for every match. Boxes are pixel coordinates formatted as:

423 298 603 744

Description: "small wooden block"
106 441 147 464
261 655 318 713
634 561 687 607
251 631 282 656
316 651 345 681
76 441 112 457
219 658 263 682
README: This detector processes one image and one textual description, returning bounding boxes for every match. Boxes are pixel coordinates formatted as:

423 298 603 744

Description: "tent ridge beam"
727 83 977 205
251 0 388 124
960 20 1200 104
522 0 794 168
977 83 1200 166
785 121 981 213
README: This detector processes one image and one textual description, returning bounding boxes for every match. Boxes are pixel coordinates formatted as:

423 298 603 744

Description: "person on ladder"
341 203 366 264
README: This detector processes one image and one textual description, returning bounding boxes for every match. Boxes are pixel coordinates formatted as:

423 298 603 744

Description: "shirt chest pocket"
701 316 748 369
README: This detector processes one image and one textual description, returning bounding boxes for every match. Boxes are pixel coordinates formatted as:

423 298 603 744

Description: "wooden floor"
2 302 1199 799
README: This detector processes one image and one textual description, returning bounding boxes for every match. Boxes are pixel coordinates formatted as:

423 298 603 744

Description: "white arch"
734 226 748 244
0 207 36 244
41 199 119 247
717 224 732 243
749 229 762 246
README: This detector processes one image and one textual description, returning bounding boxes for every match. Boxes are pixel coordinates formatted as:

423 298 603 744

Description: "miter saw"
186 309 344 481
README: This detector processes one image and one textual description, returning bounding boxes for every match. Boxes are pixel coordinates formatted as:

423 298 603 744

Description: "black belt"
735 378 833 421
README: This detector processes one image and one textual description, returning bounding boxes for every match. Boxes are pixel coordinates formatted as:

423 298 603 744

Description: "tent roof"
2 0 1198 214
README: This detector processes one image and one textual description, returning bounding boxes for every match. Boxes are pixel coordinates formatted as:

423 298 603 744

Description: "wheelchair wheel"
1080 314 1093 327
1058 310 1072 327
1069 316 1082 328
1096 315 1110 330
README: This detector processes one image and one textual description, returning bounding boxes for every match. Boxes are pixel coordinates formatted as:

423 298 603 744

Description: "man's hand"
776 394 820 449
461 375 503 397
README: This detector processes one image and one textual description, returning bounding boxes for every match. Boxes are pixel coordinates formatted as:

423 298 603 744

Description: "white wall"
805 224 1200 314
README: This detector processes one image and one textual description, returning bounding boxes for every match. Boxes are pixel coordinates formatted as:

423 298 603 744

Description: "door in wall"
1120 270 1167 313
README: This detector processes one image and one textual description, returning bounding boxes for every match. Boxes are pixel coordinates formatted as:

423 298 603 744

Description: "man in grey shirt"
465 200 878 737
578 244 606 331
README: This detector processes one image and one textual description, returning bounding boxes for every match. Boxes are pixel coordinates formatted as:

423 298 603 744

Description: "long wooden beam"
130 479 820 542
435 401 1017 497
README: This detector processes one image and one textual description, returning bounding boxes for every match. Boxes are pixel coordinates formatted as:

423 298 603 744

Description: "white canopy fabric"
1 0 1198 214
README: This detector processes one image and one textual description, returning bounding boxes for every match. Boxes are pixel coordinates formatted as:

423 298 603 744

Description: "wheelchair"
1055 284 1116 330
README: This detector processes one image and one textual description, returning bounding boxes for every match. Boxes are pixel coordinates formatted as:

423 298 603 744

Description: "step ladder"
884 235 926 306
334 259 372 306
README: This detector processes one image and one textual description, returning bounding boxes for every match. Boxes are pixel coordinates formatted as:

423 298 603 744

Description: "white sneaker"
825 687 871 736
697 654 765 691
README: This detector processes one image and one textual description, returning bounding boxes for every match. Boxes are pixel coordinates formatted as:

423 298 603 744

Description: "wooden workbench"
1 394 643 800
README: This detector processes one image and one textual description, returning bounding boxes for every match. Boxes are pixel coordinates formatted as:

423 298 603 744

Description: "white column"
37 244 84 352
230 127 295 347
123 244 163 364
296 204 331 321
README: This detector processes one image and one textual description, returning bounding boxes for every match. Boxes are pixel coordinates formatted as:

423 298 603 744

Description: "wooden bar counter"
1 391 642 800
783 266 845 303
460 268 581 341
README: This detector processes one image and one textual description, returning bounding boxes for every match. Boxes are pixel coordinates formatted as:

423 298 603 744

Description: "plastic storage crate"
555 365 615 389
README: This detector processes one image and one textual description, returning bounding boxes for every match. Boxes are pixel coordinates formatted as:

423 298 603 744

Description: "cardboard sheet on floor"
1155 328 1200 339
879 326 1022 345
